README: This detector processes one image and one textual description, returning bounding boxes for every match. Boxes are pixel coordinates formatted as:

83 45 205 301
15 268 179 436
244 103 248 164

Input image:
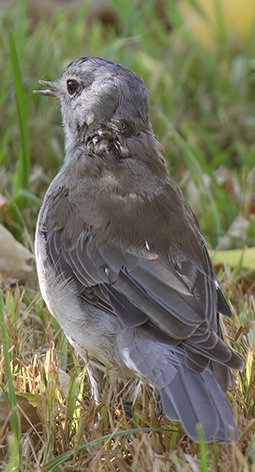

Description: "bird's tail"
122 336 239 443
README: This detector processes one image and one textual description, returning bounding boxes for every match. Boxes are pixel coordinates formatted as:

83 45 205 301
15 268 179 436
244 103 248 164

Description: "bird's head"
34 56 151 152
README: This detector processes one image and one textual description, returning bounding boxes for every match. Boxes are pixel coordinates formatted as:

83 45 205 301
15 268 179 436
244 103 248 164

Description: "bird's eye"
66 79 79 95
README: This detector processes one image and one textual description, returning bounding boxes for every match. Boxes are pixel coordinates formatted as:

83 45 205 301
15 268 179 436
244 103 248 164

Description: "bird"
33 56 243 443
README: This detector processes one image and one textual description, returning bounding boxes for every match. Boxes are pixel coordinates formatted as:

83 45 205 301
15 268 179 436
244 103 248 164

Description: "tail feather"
201 369 238 442
161 369 220 440
126 337 239 443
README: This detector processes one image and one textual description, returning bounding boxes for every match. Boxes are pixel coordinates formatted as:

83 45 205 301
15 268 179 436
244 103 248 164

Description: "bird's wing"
41 175 242 379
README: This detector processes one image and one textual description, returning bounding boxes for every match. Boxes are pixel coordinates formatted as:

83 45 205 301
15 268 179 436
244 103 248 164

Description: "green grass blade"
0 292 20 439
197 424 209 472
43 427 180 470
12 0 28 57
213 0 226 45
9 29 31 197
0 128 10 166
5 434 20 472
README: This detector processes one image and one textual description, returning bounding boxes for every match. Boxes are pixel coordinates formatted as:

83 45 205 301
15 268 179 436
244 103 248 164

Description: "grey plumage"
34 56 243 443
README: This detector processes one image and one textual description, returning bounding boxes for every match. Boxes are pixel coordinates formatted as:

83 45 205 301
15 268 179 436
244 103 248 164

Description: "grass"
9 29 31 199
0 0 255 470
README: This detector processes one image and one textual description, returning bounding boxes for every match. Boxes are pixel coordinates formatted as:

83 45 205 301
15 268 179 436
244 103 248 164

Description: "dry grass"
0 280 254 471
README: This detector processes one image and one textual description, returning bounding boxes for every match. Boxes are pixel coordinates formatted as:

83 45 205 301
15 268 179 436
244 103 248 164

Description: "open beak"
33 80 58 97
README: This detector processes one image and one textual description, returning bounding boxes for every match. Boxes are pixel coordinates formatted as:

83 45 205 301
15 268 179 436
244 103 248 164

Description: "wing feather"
43 182 242 381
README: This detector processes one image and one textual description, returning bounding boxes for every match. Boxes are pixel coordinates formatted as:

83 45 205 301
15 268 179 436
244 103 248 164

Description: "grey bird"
34 56 243 443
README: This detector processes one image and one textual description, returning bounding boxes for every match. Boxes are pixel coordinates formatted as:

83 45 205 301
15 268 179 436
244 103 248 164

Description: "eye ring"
67 79 79 95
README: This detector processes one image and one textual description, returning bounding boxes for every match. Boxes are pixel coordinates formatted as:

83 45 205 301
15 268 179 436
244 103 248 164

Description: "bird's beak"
33 80 58 97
